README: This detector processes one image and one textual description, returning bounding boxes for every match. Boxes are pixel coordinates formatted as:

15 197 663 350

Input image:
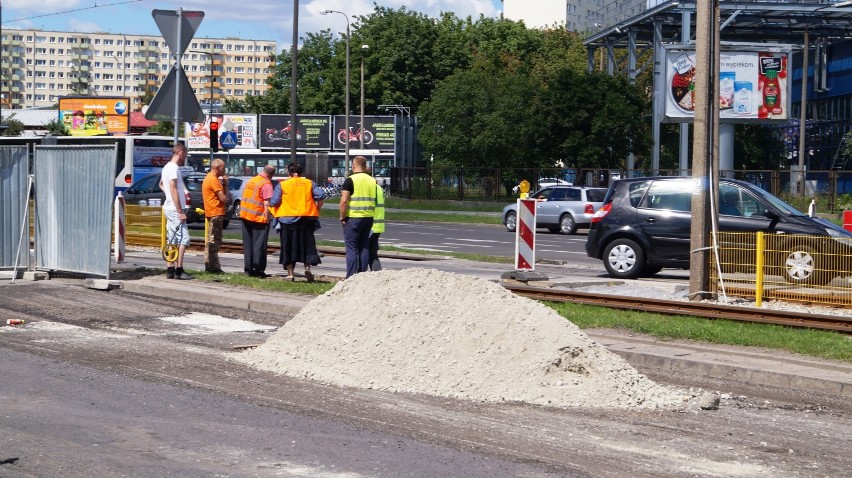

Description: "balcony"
11 74 20 81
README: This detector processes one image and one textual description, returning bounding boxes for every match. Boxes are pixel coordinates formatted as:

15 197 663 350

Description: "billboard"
185 114 258 150
259 114 332 150
664 47 792 123
332 115 396 152
58 96 130 136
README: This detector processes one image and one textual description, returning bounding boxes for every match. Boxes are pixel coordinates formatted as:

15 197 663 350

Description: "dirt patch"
235 268 694 409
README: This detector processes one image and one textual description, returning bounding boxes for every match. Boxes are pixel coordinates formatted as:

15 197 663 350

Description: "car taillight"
591 203 612 223
584 203 595 214
185 192 192 205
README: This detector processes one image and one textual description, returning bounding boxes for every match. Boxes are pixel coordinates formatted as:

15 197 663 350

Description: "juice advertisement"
664 49 789 122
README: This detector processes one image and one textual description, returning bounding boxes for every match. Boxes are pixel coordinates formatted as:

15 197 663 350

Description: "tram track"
504 284 852 334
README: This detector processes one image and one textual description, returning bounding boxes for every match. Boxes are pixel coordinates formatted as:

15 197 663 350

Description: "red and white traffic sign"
514 199 537 270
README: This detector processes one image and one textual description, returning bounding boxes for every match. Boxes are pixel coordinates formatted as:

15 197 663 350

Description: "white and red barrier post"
114 191 126 263
514 198 537 270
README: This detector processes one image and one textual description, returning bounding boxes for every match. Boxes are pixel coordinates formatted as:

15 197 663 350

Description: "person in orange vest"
269 162 326 281
239 164 276 278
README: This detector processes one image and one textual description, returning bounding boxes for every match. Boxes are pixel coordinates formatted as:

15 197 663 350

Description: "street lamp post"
320 9 351 176
798 1 852 197
360 44 369 150
190 50 215 162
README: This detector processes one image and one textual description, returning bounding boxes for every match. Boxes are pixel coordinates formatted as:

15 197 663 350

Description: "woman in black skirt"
269 163 326 281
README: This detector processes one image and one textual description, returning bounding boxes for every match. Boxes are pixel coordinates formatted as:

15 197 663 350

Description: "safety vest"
239 175 271 223
347 172 377 218
372 184 385 234
272 177 319 218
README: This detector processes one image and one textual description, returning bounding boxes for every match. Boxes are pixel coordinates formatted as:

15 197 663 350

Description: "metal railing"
711 231 852 307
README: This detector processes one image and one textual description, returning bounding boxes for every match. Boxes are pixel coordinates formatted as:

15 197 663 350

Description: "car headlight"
826 227 852 246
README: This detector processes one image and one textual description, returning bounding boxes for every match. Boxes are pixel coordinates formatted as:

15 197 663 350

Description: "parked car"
585 176 852 285
124 172 243 227
502 186 606 234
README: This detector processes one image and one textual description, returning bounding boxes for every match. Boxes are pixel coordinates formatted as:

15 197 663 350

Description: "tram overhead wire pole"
320 9 351 176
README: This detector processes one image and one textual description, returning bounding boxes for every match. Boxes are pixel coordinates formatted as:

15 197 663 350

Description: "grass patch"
546 301 852 362
190 270 337 295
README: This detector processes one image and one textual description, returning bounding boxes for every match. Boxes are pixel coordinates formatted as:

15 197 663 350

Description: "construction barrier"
514 199 537 270
113 192 126 263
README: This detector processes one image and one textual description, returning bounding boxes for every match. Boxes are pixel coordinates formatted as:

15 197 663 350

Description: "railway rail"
504 284 852 334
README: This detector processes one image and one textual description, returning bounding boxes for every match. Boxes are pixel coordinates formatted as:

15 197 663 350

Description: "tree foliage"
239 6 660 170
1 116 25 136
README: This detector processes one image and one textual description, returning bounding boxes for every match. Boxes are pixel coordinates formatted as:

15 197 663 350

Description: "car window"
130 174 159 193
627 181 652 208
534 188 553 200
549 188 568 201
720 184 763 217
228 178 243 191
185 176 204 192
645 180 692 212
564 188 581 201
586 189 605 202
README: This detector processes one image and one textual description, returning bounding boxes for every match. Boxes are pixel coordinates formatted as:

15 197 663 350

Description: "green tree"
417 64 543 169
44 118 69 136
0 116 25 136
539 68 651 169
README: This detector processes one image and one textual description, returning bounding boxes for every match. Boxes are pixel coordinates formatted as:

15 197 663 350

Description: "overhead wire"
2 0 143 25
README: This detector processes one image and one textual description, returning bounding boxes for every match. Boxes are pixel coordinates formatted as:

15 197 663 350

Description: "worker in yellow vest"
368 183 385 271
269 162 326 281
339 156 377 278
239 164 276 278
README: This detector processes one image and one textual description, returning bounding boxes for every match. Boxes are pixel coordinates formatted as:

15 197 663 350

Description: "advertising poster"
332 115 396 152
259 114 332 150
664 48 790 123
185 114 257 149
58 96 130 136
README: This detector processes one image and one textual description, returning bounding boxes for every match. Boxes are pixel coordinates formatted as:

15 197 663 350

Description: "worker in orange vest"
239 164 276 278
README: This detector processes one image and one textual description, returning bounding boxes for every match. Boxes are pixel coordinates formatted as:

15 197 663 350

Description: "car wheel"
776 245 832 286
558 214 577 235
603 238 645 279
504 211 517 232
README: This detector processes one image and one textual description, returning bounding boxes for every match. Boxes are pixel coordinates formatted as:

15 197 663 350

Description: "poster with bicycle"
332 115 395 152
258 114 332 150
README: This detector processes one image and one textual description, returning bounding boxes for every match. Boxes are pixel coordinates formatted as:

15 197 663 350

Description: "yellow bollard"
755 231 764 308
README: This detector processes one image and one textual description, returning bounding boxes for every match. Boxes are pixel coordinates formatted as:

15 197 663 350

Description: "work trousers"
343 217 373 278
242 219 270 276
204 215 224 272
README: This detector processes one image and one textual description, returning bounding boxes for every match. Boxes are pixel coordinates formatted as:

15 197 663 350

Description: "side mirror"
762 209 779 220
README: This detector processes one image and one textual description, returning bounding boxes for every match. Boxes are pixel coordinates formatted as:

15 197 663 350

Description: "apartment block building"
0 28 277 111
501 0 603 32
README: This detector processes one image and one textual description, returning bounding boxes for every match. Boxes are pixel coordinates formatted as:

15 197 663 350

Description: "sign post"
145 8 206 142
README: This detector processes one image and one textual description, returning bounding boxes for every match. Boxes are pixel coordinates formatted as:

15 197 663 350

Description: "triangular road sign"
144 68 205 122
152 9 204 55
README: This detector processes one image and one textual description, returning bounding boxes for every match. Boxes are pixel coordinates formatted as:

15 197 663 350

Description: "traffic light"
209 120 219 153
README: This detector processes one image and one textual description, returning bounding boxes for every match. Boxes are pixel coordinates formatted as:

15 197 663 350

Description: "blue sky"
2 0 503 54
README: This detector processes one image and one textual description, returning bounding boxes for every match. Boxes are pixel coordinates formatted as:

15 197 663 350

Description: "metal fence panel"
33 145 117 278
0 146 30 269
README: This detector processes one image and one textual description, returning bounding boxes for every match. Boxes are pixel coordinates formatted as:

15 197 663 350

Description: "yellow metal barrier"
711 231 852 307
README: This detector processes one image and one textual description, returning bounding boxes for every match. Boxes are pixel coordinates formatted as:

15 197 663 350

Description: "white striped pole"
114 191 126 263
514 198 537 270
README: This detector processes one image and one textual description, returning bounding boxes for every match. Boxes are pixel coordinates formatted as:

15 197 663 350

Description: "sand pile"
235 268 690 409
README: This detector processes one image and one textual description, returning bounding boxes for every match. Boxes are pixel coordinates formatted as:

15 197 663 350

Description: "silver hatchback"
501 186 606 235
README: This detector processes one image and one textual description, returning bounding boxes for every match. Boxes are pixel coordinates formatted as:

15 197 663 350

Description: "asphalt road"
1 280 849 477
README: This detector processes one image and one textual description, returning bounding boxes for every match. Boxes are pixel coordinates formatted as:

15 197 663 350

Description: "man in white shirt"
160 143 193 280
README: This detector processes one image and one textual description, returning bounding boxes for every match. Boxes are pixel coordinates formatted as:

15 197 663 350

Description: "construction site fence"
710 231 852 308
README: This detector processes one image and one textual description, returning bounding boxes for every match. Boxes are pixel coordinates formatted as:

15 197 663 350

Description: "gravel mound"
235 268 691 409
